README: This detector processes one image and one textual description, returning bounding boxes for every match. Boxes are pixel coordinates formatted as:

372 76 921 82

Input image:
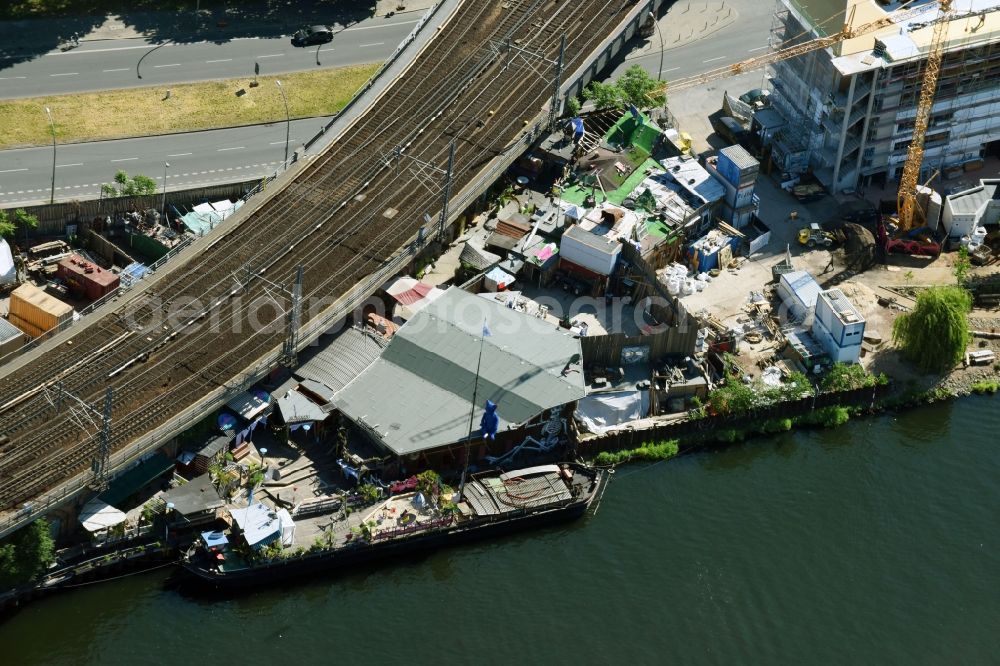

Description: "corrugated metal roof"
335 287 586 456
0 317 23 343
295 326 387 395
719 144 759 172
459 242 501 271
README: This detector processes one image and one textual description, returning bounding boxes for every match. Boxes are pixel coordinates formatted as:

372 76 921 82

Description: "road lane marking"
50 72 79 77
102 67 130 72
205 59 232 63
703 56 726 63
167 152 193 157
257 54 284 58
0 168 28 173
0 76 28 80
664 67 680 73
56 163 83 168
359 42 385 48
217 147 245 151
111 157 138 162
344 20 419 31
154 63 181 68
748 45 771 52
269 140 294 145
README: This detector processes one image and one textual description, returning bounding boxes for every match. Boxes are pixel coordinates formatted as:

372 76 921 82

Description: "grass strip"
0 63 380 149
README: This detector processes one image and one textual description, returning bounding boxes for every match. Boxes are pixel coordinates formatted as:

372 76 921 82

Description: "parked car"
292 25 333 46
738 88 771 108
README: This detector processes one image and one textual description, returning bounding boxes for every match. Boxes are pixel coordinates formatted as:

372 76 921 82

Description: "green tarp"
98 452 173 508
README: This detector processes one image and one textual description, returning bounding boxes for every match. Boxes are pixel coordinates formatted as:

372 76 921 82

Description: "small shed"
161 474 224 525
230 504 294 549
483 266 515 292
188 434 232 475
560 225 622 276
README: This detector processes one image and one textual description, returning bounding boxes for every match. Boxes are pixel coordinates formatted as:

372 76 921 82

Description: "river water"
4 397 998 664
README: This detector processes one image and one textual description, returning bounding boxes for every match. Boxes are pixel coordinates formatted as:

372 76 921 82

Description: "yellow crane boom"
897 0 953 231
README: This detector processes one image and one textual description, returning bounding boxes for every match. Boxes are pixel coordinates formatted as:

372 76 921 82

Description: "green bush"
821 364 879 392
759 418 793 433
970 380 999 394
795 406 850 428
593 440 679 466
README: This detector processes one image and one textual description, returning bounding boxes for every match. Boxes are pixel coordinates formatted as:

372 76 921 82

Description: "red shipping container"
56 253 120 302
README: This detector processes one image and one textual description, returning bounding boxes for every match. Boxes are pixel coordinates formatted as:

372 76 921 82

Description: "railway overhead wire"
0 0 633 517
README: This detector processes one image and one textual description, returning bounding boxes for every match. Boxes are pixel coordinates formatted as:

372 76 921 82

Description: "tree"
953 247 971 286
0 518 55 588
892 286 972 373
565 95 582 117
583 80 623 110
0 210 13 238
0 208 37 240
616 64 665 109
101 170 158 197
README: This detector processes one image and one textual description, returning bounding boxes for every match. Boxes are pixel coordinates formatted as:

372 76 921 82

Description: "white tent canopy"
0 238 16 286
79 498 127 532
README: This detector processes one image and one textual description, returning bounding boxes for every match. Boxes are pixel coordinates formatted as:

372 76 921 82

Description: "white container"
972 226 987 242
695 279 707 292
967 240 982 252
667 278 680 295
960 235 972 248
697 272 710 282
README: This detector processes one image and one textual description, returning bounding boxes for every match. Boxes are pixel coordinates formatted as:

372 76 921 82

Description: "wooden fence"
580 326 699 368
4 181 261 238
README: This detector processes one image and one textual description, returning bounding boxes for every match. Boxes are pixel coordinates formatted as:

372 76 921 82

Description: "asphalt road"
608 5 774 87
0 117 330 205
0 12 419 99
0 3 774 207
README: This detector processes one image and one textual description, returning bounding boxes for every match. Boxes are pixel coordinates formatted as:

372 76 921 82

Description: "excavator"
651 0 957 258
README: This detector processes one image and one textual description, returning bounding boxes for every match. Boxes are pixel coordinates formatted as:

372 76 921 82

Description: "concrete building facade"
767 0 1000 193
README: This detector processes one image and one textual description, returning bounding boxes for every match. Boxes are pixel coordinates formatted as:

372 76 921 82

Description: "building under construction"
767 0 1000 192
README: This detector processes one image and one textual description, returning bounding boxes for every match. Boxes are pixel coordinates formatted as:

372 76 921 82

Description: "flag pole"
457 319 488 499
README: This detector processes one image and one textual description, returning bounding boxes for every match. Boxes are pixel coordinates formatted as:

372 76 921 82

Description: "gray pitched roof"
295 326 388 394
334 287 585 456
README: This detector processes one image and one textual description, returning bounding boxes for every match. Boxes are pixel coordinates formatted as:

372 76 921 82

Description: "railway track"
0 0 632 513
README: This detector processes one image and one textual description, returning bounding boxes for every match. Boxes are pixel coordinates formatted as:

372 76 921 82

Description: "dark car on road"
292 25 333 46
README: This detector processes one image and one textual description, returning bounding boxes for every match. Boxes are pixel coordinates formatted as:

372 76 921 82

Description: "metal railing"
303 1 446 151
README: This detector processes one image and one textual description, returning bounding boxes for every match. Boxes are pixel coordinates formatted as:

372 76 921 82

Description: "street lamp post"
161 161 170 220
275 80 290 167
649 11 665 108
44 107 56 204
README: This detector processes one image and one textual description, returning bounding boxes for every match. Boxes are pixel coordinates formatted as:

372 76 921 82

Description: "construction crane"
652 1 957 233
896 0 954 231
